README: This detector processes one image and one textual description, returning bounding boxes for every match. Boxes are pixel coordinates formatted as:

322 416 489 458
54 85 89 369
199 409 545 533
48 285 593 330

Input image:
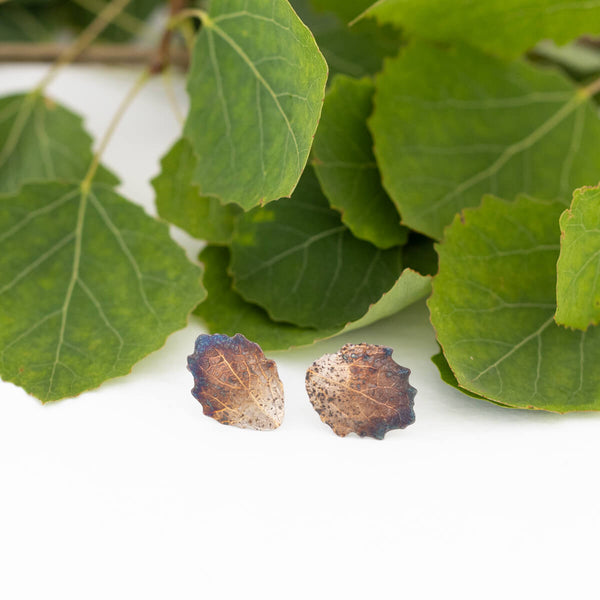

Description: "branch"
0 43 189 68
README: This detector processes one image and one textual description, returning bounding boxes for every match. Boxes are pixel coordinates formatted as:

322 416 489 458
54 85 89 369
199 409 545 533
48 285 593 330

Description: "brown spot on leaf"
305 343 416 439
187 333 284 431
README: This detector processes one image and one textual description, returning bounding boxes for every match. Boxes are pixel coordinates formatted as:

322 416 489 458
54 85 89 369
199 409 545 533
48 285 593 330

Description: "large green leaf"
0 181 205 402
290 0 400 79
152 138 242 244
360 0 600 58
370 43 600 240
183 0 328 209
196 244 430 350
555 185 600 330
229 167 404 329
429 194 600 412
0 93 118 196
196 245 337 350
312 75 407 248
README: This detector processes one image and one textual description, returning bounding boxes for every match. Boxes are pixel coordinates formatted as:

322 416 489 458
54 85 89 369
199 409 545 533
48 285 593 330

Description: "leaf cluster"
3 0 600 411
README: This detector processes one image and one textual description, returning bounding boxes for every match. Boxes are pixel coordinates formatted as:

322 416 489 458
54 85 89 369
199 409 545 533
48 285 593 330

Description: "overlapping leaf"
370 43 600 240
0 93 118 196
290 0 400 79
555 185 600 330
429 194 600 412
229 167 404 330
360 0 600 58
313 75 407 248
0 181 205 402
152 138 242 244
184 0 328 209
195 245 431 350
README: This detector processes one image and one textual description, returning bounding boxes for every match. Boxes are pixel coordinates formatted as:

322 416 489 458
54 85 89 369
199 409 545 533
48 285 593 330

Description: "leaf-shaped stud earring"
305 343 416 439
187 333 284 430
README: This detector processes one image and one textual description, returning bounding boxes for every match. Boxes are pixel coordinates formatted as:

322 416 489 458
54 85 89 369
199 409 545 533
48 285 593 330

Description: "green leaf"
555 185 600 330
429 194 600 412
152 138 242 244
229 166 404 329
311 0 372 22
183 0 328 209
360 0 600 58
196 244 431 350
370 43 600 240
290 0 401 79
312 75 407 248
0 181 205 402
196 245 338 350
431 352 486 401
0 93 118 196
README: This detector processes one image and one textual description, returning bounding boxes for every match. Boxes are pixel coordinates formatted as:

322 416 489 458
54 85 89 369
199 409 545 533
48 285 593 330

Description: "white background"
1 65 599 600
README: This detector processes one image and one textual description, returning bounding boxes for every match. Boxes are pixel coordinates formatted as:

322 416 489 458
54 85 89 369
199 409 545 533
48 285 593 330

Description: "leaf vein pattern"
47 187 88 399
472 316 554 383
78 277 124 369
89 191 159 322
207 20 301 176
206 27 235 169
417 94 583 218
236 225 346 280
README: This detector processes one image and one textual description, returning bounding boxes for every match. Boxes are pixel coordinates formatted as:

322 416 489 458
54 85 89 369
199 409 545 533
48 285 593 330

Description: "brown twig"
0 42 189 68
150 0 189 74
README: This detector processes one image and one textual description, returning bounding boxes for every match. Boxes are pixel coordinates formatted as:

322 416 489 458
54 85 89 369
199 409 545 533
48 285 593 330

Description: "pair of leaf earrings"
187 333 416 439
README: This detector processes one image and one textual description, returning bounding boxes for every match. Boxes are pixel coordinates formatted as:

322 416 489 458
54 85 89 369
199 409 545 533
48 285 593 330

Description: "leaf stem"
81 68 151 192
35 0 133 93
168 8 209 30
582 75 600 98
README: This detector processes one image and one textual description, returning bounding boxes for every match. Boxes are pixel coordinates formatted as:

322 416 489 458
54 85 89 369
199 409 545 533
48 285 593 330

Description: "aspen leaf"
429 194 600 411
370 43 600 239
184 0 328 209
0 181 205 402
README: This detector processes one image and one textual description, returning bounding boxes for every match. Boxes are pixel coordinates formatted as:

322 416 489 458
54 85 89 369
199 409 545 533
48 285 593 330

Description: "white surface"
1 65 599 600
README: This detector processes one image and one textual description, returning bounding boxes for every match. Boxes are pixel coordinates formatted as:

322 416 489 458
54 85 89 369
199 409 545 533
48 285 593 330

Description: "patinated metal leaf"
187 333 284 430
305 343 416 439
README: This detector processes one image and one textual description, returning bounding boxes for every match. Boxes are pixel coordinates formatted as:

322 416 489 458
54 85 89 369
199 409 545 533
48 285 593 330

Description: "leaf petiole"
81 68 151 192
34 0 134 93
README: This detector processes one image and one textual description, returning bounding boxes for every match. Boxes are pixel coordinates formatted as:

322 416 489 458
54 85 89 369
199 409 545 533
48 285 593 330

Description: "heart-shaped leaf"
229 167 404 329
184 0 328 209
195 244 431 350
429 194 600 412
0 181 205 402
370 43 600 240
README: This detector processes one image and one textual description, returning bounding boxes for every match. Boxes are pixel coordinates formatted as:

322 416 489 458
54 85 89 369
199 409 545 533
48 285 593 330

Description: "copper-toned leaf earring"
305 343 416 439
